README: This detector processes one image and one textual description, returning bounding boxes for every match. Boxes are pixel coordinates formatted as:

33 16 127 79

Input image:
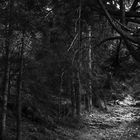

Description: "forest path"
72 105 140 140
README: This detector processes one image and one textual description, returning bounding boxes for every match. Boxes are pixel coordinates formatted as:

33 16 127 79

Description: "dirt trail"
73 105 140 140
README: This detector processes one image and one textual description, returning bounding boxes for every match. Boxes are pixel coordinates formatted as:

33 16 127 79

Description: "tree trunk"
71 72 76 117
8 68 11 97
16 31 24 140
75 72 81 116
85 94 90 111
88 26 93 111
0 1 13 139
75 0 82 116
1 38 10 140
85 26 93 111
58 72 64 120
120 0 126 24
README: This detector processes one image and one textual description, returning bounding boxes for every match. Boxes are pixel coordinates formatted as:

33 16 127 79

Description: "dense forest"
0 0 140 140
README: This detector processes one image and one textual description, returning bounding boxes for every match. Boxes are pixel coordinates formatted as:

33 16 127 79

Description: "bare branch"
130 0 140 11
113 18 134 33
98 0 140 45
67 33 78 52
97 36 122 47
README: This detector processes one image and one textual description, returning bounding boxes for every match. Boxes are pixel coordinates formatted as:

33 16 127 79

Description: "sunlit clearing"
107 2 110 5
46 7 52 11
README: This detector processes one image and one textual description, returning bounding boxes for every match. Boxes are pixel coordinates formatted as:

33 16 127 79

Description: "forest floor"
5 97 140 140
55 104 140 140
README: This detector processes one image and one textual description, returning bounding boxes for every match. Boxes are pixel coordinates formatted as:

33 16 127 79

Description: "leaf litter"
60 105 140 140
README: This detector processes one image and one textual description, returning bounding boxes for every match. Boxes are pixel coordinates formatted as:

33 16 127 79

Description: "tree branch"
98 0 140 45
130 0 140 11
97 36 122 47
67 33 78 52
